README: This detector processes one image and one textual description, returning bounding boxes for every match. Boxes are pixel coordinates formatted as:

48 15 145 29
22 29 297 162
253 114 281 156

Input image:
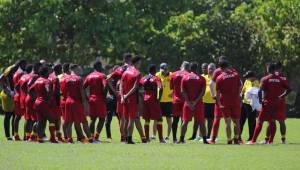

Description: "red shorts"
220 104 241 119
123 101 138 119
34 99 52 121
214 104 222 118
182 101 205 123
24 95 35 121
143 100 162 120
275 100 286 121
172 102 184 117
65 98 87 124
13 93 23 116
88 98 107 119
258 102 279 122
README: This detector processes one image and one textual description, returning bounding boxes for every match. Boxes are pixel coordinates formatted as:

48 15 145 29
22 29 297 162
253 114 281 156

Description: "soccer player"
248 63 291 144
170 61 190 143
19 64 33 141
12 59 27 141
215 62 242 144
240 71 259 142
107 53 132 142
30 66 58 143
59 63 71 141
63 64 94 143
179 62 207 144
83 61 107 141
120 56 146 144
48 64 63 142
209 56 236 144
188 63 207 141
140 64 165 143
154 63 173 141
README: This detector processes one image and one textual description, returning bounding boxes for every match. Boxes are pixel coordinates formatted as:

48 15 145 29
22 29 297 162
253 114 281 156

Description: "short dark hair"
33 62 42 74
275 62 283 70
25 64 33 73
39 66 49 77
93 61 102 70
70 64 79 70
243 70 255 79
16 59 27 70
62 63 70 73
267 63 276 73
148 64 156 74
131 56 142 64
53 64 62 75
190 62 198 72
123 53 132 62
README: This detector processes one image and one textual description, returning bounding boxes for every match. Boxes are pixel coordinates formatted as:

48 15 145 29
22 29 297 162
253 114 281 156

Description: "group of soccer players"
0 53 291 144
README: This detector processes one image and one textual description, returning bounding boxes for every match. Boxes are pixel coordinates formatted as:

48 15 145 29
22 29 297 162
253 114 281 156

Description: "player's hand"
187 101 194 110
121 96 125 104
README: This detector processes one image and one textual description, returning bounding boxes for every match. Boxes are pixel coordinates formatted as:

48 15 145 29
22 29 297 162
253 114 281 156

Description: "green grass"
0 116 300 170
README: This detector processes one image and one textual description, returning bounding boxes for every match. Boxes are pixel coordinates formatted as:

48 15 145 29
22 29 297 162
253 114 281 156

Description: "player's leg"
127 117 135 144
224 117 232 144
48 118 58 143
279 120 286 144
144 119 150 142
37 117 47 143
13 115 22 141
209 105 221 144
89 117 96 136
179 120 188 143
188 118 198 140
166 117 172 140
94 118 105 141
206 104 214 139
248 109 257 141
199 121 208 144
268 119 276 144
105 110 113 139
232 118 241 144
157 119 165 143
24 119 33 141
4 112 13 140
135 118 146 143
239 103 248 140
172 116 180 143
152 120 157 140
55 118 63 142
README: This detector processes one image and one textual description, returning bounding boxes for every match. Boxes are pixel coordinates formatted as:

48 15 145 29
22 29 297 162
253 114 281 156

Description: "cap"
160 63 167 71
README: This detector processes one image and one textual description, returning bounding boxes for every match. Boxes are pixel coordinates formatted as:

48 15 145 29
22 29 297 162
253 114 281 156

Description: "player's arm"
124 78 140 99
209 80 216 99
258 79 264 104
102 76 108 97
279 79 292 98
157 78 163 101
194 81 206 106
120 76 125 103
45 83 52 102
82 77 90 100
54 78 61 106
181 78 193 109
106 73 118 97
28 84 36 101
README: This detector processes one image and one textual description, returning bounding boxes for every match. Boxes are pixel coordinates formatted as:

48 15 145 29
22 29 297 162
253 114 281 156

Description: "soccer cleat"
177 140 185 144
50 138 59 143
208 140 216 144
258 140 268 145
203 140 209 144
80 138 89 144
6 137 13 141
165 137 169 141
188 136 196 141
141 137 148 143
29 135 37 142
159 139 167 144
246 141 256 145
227 140 233 145
150 136 156 141
194 136 202 141
13 135 21 141
233 138 240 145
281 138 286 144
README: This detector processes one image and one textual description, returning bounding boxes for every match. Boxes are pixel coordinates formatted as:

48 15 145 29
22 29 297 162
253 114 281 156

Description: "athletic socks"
268 122 276 144
157 122 164 141
251 123 263 142
172 117 180 142
144 122 150 141
49 123 58 143
211 118 220 142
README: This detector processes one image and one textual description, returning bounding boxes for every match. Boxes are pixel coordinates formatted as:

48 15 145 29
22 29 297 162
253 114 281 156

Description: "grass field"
0 116 300 170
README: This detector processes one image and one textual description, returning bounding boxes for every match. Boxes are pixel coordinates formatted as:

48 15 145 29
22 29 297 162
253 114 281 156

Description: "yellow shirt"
156 71 173 103
202 74 216 104
0 90 14 112
242 79 259 104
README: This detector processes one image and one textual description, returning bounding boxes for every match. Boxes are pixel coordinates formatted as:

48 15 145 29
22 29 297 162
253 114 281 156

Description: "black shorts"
204 103 214 119
160 102 172 118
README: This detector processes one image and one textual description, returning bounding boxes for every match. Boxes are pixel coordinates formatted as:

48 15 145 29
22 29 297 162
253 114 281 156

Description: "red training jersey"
121 66 141 103
181 72 206 101
140 74 161 102
170 70 189 103
83 71 107 101
64 74 83 102
216 69 241 106
31 77 51 101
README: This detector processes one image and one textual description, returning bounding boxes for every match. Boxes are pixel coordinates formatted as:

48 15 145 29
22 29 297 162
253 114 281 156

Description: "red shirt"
31 77 51 101
18 73 32 108
181 72 206 101
216 69 241 106
59 74 69 101
83 71 106 101
212 67 237 82
140 74 161 102
13 69 24 90
110 64 130 80
261 73 289 104
121 66 141 103
48 73 60 106
64 74 83 102
170 70 189 103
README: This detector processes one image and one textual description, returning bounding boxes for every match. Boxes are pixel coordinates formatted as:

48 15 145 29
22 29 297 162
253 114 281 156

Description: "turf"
0 116 300 170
